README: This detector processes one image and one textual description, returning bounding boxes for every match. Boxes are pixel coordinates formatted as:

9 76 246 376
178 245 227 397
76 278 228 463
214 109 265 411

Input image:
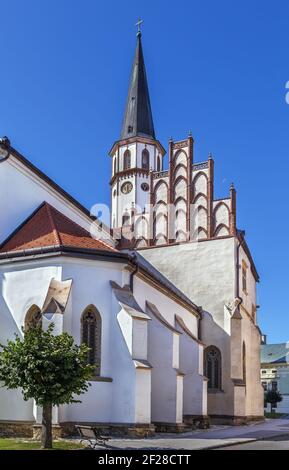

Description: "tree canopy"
0 324 94 406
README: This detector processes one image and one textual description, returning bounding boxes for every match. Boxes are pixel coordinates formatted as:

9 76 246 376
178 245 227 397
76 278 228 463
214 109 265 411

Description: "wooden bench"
75 425 111 448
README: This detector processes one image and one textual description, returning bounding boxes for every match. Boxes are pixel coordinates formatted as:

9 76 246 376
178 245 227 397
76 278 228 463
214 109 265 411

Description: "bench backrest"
76 426 97 439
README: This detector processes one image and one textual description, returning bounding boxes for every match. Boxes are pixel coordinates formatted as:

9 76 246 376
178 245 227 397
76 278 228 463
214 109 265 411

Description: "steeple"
121 30 155 140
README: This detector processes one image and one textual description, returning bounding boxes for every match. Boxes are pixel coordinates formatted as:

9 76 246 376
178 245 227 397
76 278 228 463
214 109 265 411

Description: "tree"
0 324 94 449
265 389 283 413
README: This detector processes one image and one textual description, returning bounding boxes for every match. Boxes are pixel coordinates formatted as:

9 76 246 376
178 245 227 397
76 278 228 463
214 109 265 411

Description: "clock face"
141 182 149 192
121 182 133 194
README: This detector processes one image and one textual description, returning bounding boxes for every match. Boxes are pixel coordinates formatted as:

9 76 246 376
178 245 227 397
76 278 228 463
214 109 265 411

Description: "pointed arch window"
204 346 222 391
81 306 102 376
113 157 117 175
25 305 42 331
142 149 149 170
123 150 131 170
122 212 130 226
157 155 161 171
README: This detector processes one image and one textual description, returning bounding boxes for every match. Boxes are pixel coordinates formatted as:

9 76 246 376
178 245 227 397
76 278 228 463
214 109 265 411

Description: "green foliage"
0 324 94 406
264 412 286 419
264 389 283 405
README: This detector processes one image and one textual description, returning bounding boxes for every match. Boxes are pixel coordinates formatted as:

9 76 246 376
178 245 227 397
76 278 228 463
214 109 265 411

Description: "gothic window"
113 157 117 175
157 155 161 171
123 149 131 170
141 149 149 170
204 346 222 391
81 306 102 376
24 305 42 331
122 212 130 226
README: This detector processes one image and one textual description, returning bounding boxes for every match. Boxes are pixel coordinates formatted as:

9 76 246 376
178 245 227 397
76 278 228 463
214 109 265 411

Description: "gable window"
204 346 222 391
81 306 102 376
25 305 42 331
242 261 247 293
123 149 131 170
157 155 161 171
252 304 256 322
141 148 149 170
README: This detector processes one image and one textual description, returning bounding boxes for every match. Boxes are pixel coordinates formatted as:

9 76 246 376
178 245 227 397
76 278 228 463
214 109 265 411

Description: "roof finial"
136 18 143 36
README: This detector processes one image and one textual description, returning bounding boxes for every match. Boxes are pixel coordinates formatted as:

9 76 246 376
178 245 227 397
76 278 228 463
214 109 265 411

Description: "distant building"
261 342 289 413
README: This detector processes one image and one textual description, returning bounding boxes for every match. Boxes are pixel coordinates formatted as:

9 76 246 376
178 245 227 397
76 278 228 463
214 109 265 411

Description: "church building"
0 28 264 437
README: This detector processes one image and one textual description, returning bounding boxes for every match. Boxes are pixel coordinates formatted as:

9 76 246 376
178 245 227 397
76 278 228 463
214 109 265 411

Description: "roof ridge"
45 203 62 246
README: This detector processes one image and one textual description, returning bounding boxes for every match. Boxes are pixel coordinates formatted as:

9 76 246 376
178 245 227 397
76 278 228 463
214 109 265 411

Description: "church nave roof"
0 202 116 254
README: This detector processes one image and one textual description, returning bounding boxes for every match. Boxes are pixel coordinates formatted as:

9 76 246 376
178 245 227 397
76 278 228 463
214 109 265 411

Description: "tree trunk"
42 402 53 449
270 402 273 413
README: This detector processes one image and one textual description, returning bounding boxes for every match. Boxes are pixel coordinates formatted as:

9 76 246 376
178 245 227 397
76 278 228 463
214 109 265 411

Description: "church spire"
121 26 156 140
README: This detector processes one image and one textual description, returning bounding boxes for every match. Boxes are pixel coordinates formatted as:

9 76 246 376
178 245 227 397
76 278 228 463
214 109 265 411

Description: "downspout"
129 252 138 293
197 307 203 341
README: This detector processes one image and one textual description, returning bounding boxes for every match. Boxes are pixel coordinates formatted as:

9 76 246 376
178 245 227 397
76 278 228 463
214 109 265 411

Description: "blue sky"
0 0 288 343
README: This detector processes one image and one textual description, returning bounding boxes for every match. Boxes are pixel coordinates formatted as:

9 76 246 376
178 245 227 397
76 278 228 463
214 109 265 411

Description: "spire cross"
136 18 143 34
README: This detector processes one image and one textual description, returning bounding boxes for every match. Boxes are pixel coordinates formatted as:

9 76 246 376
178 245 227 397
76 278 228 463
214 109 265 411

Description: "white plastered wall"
133 275 206 422
0 157 113 245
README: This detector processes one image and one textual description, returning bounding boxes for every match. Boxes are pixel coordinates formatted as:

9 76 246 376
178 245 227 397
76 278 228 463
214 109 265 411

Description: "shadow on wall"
0 274 35 421
200 310 233 417
0 274 23 344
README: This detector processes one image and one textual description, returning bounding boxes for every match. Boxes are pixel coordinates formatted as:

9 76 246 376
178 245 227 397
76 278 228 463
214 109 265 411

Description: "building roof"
0 211 201 316
261 343 289 364
0 202 116 253
120 32 155 140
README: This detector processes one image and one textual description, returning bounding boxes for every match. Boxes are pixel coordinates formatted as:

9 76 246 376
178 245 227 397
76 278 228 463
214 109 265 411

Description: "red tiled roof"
0 202 116 253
